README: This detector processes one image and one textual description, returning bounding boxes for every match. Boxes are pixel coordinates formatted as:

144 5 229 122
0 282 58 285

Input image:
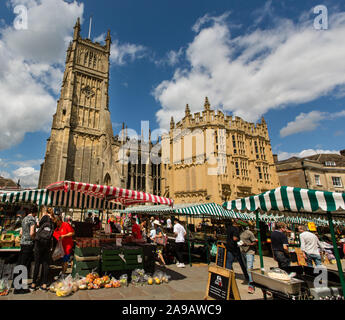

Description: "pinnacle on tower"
204 97 210 110
261 116 266 124
185 104 190 116
106 29 112 51
73 17 81 40
170 116 175 129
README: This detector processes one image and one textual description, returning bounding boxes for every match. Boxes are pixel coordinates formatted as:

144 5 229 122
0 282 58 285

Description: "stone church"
38 19 163 191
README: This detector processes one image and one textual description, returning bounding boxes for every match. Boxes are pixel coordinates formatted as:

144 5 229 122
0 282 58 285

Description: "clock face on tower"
81 85 95 98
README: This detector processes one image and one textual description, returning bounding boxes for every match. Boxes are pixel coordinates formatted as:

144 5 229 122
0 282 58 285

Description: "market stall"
223 185 345 299
118 202 238 266
0 181 173 283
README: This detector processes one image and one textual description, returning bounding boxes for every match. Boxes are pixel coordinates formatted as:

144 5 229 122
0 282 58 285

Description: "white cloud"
153 10 345 130
278 149 340 161
280 111 326 137
12 159 43 167
0 0 84 150
192 11 231 33
0 171 11 179
12 166 40 189
94 33 106 44
155 48 184 67
110 40 147 66
280 109 345 137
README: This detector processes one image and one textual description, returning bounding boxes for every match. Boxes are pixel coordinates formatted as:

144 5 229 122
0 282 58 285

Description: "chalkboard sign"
205 266 241 300
216 244 226 268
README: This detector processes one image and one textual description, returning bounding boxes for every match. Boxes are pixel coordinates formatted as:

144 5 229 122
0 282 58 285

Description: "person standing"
152 220 166 266
240 224 257 294
150 216 155 229
85 212 93 223
140 219 147 241
298 225 323 267
166 217 172 233
131 217 142 240
30 208 54 291
173 218 186 268
225 219 249 281
271 222 291 269
14 207 38 294
53 216 75 279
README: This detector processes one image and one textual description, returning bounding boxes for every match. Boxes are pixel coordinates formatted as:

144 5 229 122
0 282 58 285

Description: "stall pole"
255 210 264 271
203 214 210 265
186 214 192 267
326 211 345 296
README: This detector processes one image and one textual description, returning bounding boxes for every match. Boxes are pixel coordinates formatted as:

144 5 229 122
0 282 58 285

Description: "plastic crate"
74 246 101 257
123 248 143 255
73 259 100 270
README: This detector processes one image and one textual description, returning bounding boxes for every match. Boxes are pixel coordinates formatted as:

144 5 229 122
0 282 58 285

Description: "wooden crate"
0 234 15 248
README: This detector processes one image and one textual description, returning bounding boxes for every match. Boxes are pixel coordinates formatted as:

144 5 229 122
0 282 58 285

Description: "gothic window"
93 55 97 69
89 51 93 67
235 162 239 176
84 51 88 65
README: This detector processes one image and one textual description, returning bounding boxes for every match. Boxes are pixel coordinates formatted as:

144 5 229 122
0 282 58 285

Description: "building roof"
277 153 345 167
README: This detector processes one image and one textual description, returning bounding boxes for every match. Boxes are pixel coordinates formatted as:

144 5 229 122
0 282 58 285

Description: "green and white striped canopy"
174 202 234 218
0 189 121 210
120 202 239 219
223 186 345 213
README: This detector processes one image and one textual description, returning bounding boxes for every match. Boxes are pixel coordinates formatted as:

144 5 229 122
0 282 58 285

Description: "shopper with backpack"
30 206 54 291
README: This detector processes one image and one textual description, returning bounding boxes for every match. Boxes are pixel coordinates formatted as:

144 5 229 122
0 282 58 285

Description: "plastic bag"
153 271 164 284
56 275 73 297
131 270 140 285
119 274 128 287
161 272 170 283
52 240 65 261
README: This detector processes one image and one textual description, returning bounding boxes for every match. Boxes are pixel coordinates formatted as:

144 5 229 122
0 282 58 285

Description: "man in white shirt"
298 225 323 267
173 218 186 268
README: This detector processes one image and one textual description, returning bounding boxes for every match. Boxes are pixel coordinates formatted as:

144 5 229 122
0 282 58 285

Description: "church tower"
38 19 120 188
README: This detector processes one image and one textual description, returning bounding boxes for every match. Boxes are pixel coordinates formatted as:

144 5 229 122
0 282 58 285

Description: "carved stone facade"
39 19 121 188
161 98 280 204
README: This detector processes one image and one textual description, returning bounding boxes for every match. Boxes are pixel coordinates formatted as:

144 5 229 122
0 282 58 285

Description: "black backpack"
36 217 54 242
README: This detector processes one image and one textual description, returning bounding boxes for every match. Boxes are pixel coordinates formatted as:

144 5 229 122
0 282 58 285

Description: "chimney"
273 154 278 163
340 149 345 157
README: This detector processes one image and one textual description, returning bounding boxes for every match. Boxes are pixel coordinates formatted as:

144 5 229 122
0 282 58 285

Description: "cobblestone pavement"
1 256 344 300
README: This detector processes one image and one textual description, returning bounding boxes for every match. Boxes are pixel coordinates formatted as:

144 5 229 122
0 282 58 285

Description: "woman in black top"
30 208 54 291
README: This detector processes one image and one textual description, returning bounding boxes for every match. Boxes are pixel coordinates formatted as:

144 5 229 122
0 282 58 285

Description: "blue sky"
1 0 345 188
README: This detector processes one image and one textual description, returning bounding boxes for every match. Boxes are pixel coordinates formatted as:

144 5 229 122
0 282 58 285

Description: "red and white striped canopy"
46 181 174 207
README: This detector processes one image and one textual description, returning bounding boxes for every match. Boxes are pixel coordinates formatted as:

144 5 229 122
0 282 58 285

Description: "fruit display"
85 272 99 284
45 268 172 298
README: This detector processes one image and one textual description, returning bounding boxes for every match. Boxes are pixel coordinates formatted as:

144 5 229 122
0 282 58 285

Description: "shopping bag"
52 240 65 261
155 235 167 246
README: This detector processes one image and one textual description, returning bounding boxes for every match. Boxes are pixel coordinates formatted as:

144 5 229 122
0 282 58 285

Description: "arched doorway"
104 173 111 186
